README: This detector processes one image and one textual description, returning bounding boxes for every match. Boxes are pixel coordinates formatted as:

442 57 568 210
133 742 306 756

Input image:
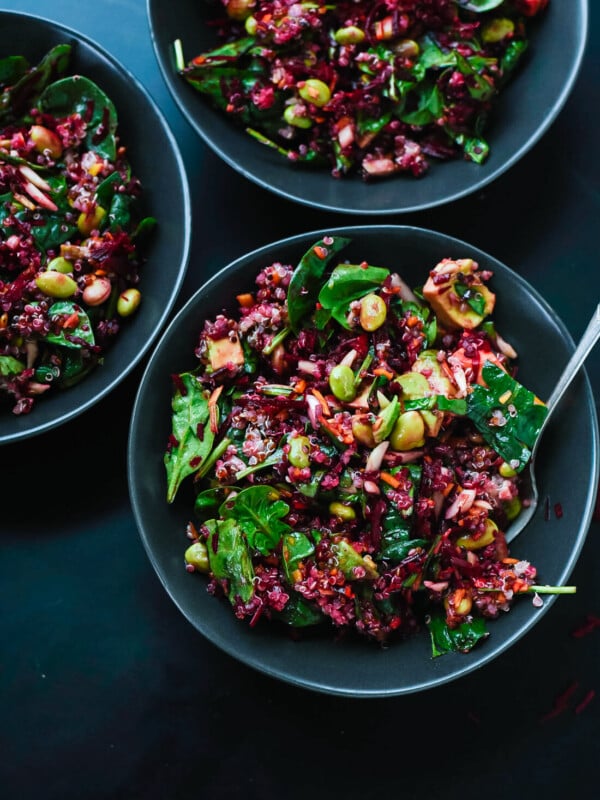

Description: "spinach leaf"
0 55 29 87
331 539 379 580
281 531 315 583
400 82 443 126
0 355 25 376
16 175 78 251
272 594 323 627
43 302 95 348
219 485 291 556
380 465 426 562
181 36 257 70
287 236 351 334
427 613 489 657
164 372 214 503
466 362 548 471
0 44 71 121
500 40 528 80
194 487 230 519
318 262 390 329
206 518 255 604
38 75 118 160
454 279 487 315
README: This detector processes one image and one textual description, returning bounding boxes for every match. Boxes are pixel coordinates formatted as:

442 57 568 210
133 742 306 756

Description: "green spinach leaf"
219 485 291 556
44 302 95 348
206 518 255 604
164 372 214 503
0 44 71 120
466 362 548 470
427 613 489 657
38 75 118 160
287 236 351 334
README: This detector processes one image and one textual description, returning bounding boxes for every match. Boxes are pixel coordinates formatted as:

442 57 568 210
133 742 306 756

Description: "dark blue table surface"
2 2 599 798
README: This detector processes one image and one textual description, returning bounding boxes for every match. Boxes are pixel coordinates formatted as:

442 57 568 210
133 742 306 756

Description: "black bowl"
128 225 598 697
0 11 191 445
147 0 587 215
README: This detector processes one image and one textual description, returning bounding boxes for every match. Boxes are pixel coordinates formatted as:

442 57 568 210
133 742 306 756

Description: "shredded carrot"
62 312 80 329
502 557 519 564
236 293 254 308
406 314 420 328
373 367 394 380
311 387 331 416
313 245 328 259
442 482 455 497
94 269 107 277
380 471 401 489
294 378 307 394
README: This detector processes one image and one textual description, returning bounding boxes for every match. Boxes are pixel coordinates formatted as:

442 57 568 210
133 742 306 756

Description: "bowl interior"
0 11 190 444
147 0 587 214
128 225 598 697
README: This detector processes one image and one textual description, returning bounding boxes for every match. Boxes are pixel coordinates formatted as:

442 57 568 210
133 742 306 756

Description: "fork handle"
546 303 600 410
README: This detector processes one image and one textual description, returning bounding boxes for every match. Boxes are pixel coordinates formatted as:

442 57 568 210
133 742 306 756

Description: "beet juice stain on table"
1 1 598 799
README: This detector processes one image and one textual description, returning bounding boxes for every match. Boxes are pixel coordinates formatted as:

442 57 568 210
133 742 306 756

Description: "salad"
0 45 155 415
164 236 572 658
176 0 549 180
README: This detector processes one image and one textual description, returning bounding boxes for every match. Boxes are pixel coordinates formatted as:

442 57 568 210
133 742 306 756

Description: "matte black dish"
147 0 587 215
0 11 191 445
128 226 598 697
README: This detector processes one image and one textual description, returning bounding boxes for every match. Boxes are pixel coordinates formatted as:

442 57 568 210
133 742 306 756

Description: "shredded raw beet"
178 0 549 179
164 239 566 656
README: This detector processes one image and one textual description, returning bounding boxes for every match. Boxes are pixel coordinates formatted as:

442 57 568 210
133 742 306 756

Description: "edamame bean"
334 26 365 45
288 434 311 468
117 288 141 317
482 18 514 43
47 256 72 274
329 363 356 402
456 519 497 550
351 416 375 447
390 410 425 451
503 496 522 521
359 293 387 331
77 206 106 236
298 79 331 108
185 541 209 572
329 501 356 521
499 461 518 478
283 103 312 129
35 271 77 299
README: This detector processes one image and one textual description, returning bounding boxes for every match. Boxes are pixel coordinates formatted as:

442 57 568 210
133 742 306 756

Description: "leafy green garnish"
281 531 315 583
38 75 118 160
43 302 95 349
0 355 25 376
427 613 489 657
0 44 71 120
453 280 487 316
287 236 351 334
272 594 324 628
219 485 291 556
164 373 215 503
205 518 255 604
318 262 390 329
466 362 548 471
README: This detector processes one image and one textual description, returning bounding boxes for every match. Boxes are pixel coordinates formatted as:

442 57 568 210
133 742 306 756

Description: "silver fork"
506 303 600 543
